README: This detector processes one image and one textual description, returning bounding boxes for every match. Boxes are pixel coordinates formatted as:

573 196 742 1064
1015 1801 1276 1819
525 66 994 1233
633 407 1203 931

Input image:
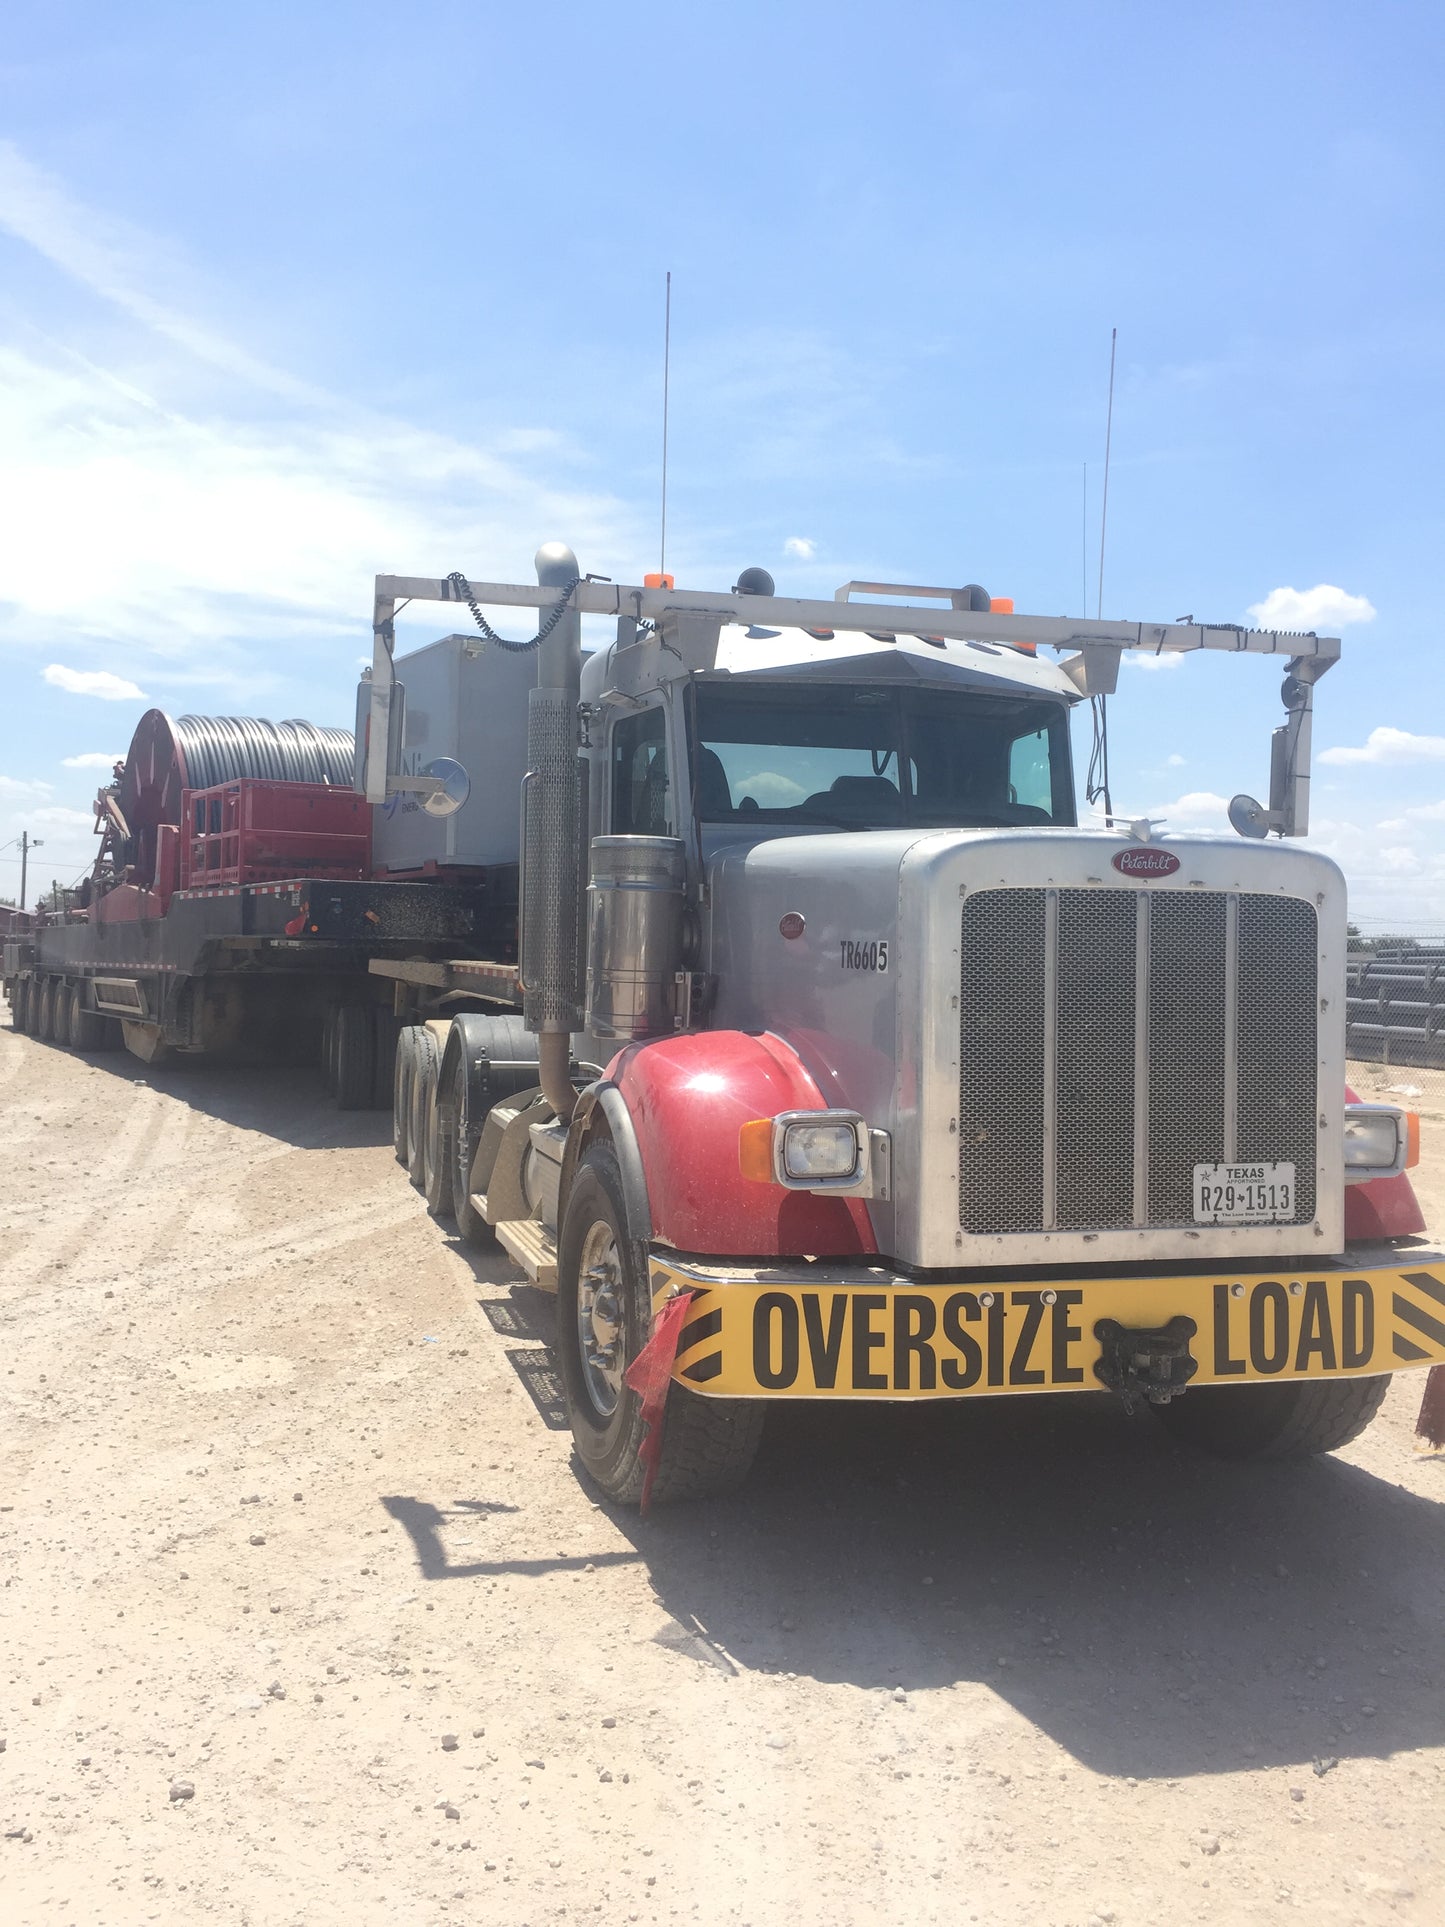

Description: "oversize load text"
738 1281 1378 1394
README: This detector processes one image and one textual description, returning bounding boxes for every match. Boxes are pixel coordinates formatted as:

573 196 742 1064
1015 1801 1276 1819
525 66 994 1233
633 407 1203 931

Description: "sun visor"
701 649 1075 698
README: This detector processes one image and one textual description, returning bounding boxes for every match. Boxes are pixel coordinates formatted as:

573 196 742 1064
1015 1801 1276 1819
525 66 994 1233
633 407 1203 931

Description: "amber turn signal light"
738 1118 774 1183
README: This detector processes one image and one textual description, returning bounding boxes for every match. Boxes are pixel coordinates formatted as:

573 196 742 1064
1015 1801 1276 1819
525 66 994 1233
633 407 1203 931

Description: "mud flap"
624 1291 695 1513
1416 1366 1445 1451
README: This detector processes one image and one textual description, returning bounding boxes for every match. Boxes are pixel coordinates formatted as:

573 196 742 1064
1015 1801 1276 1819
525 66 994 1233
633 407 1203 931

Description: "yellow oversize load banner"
650 1258 1445 1400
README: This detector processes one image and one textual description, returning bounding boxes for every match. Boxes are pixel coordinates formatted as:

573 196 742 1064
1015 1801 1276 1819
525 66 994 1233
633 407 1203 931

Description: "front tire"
1154 1374 1390 1460
557 1143 763 1505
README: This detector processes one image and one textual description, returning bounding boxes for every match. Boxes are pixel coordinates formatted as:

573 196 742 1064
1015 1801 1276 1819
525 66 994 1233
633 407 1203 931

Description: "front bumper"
648 1249 1445 1399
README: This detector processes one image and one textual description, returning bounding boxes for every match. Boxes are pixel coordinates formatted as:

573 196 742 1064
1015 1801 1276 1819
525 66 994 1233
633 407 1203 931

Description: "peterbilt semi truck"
355 547 1438 1505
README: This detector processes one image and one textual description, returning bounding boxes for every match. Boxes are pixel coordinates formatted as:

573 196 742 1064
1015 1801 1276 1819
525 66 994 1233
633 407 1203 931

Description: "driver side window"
1008 726 1054 816
610 705 672 834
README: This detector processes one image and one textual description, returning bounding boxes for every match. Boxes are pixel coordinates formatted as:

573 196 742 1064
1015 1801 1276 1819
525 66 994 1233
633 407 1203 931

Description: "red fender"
1343 1084 1426 1241
606 1031 879 1259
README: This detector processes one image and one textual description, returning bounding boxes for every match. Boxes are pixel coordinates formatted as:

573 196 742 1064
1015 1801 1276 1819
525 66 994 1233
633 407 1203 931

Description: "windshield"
690 682 1075 830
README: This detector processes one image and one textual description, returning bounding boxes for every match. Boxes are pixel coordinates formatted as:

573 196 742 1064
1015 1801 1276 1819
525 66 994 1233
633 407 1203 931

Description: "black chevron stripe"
682 1352 723 1383
1402 1269 1445 1312
678 1307 724 1353
1393 1293 1445 1352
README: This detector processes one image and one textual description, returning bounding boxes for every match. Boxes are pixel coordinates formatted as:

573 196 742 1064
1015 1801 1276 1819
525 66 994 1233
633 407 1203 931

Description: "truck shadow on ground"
392 1280 1445 1781
35 1040 392 1151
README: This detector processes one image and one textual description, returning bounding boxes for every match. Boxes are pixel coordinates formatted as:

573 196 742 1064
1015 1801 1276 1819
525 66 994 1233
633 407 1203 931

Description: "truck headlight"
1343 1103 1415 1182
782 1119 862 1181
738 1110 875 1192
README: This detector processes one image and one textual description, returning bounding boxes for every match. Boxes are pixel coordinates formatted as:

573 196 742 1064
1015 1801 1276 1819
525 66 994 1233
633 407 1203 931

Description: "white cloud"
1145 790 1232 828
1319 726 1445 767
1377 800 1445 830
60 752 122 769
0 144 642 690
1166 753 1186 767
27 805 96 831
1125 650 1186 671
0 140 320 404
0 774 52 796
1304 812 1445 929
1246 584 1376 631
783 536 816 560
43 664 146 701
731 770 808 808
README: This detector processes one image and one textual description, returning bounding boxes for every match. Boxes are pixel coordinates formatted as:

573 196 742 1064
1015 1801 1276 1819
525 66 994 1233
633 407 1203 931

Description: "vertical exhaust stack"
522 542 584 1119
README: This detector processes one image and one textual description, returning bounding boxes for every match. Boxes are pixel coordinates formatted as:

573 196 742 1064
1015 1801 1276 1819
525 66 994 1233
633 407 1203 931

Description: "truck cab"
369 553 1437 1506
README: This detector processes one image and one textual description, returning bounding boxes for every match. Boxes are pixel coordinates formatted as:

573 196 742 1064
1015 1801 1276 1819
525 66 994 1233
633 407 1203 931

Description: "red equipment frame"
181 779 370 889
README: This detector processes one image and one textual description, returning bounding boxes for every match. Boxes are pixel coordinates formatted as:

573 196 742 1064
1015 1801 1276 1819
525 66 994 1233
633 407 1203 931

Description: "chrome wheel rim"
576 1221 626 1418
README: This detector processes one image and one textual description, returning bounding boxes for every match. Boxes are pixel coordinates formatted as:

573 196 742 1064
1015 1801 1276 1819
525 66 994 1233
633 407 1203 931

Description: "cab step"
494 1217 558 1291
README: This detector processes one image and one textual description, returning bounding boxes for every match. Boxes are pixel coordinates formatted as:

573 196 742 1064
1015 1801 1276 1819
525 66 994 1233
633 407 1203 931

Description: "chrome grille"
959 888 1318 1236
1147 895 1228 1225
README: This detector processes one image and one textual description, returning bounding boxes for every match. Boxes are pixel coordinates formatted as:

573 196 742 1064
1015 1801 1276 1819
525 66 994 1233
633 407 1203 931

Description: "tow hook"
1093 1316 1199 1414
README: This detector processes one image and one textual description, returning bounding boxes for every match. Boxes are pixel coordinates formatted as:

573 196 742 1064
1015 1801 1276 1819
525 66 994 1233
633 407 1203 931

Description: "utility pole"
19 831 42 910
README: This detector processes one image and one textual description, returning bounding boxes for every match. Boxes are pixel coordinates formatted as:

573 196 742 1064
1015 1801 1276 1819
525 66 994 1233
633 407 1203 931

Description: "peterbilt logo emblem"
1112 847 1180 878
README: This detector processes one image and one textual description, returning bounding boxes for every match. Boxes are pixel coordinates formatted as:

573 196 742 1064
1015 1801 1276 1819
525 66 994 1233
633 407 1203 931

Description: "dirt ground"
2 1031 1444 1927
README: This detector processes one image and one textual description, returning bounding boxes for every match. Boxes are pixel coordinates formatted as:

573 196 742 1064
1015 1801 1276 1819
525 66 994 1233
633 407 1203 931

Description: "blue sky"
1 0 1442 924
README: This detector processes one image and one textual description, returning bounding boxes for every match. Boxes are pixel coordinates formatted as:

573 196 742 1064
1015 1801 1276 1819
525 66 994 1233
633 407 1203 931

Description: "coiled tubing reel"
99 710 355 893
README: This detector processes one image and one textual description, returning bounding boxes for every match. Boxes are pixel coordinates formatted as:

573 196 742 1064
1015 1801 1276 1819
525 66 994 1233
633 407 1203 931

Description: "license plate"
1193 1161 1296 1224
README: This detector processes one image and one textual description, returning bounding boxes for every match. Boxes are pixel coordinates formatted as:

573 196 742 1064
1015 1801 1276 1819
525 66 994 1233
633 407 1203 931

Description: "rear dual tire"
393 1026 418 1166
403 1027 454 1216
322 999 394 1111
1155 1373 1390 1460
448 1050 494 1246
37 977 61 1043
66 983 108 1051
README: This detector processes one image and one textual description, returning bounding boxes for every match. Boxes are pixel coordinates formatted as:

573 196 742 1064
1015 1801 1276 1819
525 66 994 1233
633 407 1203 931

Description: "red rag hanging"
1416 1366 1445 1450
624 1291 694 1513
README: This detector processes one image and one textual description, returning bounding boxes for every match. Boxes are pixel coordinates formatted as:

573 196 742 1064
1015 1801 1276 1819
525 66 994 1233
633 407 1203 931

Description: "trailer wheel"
393 1026 420 1166
66 983 108 1052
10 978 30 1032
23 978 43 1036
320 1003 338 1094
557 1144 764 1505
37 977 61 1043
333 1002 374 1111
371 1008 398 1112
448 1051 495 1247
1154 1374 1391 1460
407 1028 440 1191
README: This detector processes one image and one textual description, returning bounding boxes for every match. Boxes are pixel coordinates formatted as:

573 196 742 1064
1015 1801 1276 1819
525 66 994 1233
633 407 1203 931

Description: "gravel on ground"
2 1031 1443 1925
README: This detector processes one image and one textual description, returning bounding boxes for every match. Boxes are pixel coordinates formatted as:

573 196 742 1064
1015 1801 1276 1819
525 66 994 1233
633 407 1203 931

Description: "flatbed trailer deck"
3 873 515 1080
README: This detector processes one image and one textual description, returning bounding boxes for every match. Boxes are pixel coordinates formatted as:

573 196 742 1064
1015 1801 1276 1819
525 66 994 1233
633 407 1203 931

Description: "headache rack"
362 571 1340 839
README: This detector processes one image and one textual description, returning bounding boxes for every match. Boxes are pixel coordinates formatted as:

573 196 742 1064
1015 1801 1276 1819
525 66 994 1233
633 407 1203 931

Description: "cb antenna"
1088 327 1118 824
659 270 672 581
1096 325 1117 619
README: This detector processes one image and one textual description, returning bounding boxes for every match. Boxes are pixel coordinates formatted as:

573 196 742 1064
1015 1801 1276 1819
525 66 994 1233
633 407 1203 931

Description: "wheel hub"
577 1224 626 1418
